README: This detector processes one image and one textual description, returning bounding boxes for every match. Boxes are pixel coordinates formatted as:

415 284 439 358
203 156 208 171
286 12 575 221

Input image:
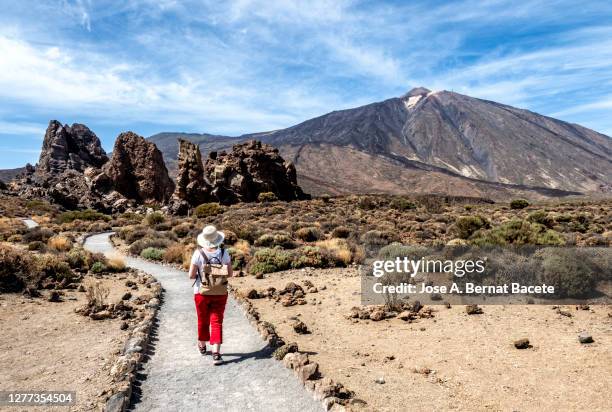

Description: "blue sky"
0 0 611 168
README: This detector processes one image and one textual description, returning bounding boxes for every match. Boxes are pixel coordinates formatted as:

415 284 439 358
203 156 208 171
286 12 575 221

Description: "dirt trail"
84 232 322 412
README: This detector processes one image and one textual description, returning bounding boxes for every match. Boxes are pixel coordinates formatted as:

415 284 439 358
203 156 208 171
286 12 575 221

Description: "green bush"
290 246 333 269
141 247 165 261
128 237 174 255
28 241 47 251
258 192 278 202
527 210 554 228
23 227 55 243
194 203 222 218
510 199 529 210
537 248 598 298
90 261 107 273
470 220 565 246
295 227 322 242
248 248 292 275
172 222 192 238
228 247 248 270
36 254 73 280
390 197 417 211
255 233 296 249
361 230 397 249
145 212 165 226
454 215 490 239
59 209 111 223
67 247 92 270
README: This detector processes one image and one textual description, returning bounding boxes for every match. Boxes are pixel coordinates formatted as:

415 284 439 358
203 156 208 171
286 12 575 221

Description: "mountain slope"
148 88 611 199
250 88 611 194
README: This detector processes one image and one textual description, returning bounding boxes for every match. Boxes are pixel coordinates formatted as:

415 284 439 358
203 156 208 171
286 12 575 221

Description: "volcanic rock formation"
204 140 309 205
13 121 112 210
103 132 175 204
174 139 212 205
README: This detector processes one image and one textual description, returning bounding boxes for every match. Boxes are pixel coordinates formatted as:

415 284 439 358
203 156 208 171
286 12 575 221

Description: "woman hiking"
189 225 233 365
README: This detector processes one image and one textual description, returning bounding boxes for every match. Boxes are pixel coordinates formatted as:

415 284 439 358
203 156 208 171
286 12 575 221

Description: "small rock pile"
244 280 320 307
347 300 434 322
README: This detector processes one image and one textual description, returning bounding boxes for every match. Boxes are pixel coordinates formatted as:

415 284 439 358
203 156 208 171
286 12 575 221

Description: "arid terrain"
232 268 612 411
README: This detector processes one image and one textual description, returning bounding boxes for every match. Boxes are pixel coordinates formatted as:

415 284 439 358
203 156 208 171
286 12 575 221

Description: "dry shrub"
106 253 126 272
85 280 109 311
0 244 33 292
316 238 352 265
48 235 73 252
163 243 188 264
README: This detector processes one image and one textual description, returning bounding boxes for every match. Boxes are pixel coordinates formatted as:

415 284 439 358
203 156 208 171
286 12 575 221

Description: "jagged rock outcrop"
13 122 173 212
204 140 309 205
36 120 108 176
174 139 212 205
13 121 114 210
104 132 175 204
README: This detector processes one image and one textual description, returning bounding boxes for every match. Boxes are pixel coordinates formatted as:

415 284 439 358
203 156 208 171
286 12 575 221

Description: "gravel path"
84 232 322 412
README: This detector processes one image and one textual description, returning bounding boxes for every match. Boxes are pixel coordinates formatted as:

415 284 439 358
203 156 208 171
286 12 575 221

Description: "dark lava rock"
173 139 213 207
104 131 175 203
514 338 531 349
578 332 594 344
465 304 483 315
204 140 309 205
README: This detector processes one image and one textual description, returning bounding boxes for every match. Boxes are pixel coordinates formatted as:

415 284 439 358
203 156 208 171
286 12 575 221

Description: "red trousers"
194 294 228 344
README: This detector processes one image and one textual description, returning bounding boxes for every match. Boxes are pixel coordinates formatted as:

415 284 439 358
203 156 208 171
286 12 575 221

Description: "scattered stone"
465 304 483 315
375 377 385 384
121 292 132 301
413 367 432 375
397 311 415 321
557 309 572 317
246 289 260 299
514 338 531 349
90 310 112 320
297 362 319 382
78 285 86 292
369 309 385 321
120 322 129 331
104 391 127 412
292 320 310 334
576 304 590 310
48 291 61 302
578 332 594 344
283 352 309 369
273 342 298 360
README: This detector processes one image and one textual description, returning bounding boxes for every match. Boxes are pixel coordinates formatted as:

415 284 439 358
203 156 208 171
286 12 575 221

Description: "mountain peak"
402 87 431 98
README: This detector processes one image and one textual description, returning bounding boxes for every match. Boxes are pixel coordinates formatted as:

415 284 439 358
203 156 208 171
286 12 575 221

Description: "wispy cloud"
0 0 610 169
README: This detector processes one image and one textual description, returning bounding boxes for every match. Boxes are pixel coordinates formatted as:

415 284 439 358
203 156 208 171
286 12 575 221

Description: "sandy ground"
0 274 140 411
233 268 612 412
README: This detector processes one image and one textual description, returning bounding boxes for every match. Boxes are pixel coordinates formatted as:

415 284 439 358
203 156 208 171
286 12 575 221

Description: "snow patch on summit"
404 95 422 110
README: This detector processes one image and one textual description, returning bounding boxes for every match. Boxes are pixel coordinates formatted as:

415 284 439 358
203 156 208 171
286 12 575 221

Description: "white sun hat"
197 225 225 248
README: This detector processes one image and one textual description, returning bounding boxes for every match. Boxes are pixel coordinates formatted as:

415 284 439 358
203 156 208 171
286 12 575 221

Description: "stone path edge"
229 287 367 412
81 233 164 412
107 233 365 412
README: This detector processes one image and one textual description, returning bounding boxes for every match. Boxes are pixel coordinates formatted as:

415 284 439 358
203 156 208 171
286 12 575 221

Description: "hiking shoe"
198 344 207 355
212 352 223 365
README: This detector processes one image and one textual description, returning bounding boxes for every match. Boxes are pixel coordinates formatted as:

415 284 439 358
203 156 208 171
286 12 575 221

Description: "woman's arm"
227 264 233 278
189 263 198 279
